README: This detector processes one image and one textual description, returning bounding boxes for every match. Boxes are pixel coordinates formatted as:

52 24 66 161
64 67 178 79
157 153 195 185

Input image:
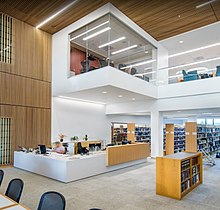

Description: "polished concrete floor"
1 158 220 210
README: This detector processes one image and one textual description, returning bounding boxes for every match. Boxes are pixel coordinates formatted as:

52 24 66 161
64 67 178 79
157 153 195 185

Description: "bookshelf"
197 125 220 153
112 123 151 144
156 152 203 200
185 122 197 152
164 124 185 155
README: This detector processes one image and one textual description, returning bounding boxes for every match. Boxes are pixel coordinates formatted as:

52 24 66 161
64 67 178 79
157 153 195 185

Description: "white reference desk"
14 151 146 183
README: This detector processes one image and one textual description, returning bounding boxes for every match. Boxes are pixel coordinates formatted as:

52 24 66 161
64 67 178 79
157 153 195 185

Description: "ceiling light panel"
83 27 111 41
98 37 126 48
111 44 138 55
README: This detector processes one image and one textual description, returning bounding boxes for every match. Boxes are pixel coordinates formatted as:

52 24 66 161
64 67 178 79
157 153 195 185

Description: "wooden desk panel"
106 143 150 166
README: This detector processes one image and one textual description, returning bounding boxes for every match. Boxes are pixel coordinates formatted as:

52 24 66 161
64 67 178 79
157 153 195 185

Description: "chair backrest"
0 170 4 186
130 68 137 75
182 70 187 76
77 142 83 154
37 191 66 210
5 178 24 203
216 66 220 76
99 59 107 68
118 64 126 71
81 60 90 72
188 70 197 75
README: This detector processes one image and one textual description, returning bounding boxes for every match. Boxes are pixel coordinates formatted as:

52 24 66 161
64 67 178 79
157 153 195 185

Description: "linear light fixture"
98 37 126 48
36 1 77 29
144 67 153 71
83 27 111 41
57 96 106 105
111 44 138 55
162 56 220 71
120 59 156 69
70 20 110 41
169 42 220 58
196 0 217 8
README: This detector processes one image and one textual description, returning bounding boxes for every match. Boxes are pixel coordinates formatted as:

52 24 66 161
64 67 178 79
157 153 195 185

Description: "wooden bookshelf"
156 152 203 200
127 123 135 142
185 122 197 152
165 124 174 155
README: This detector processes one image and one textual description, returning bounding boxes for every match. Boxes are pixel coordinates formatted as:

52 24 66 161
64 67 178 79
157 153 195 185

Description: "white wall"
52 97 150 145
52 97 111 144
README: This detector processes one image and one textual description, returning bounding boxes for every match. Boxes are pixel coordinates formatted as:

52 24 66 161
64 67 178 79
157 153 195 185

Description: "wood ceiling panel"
0 0 220 40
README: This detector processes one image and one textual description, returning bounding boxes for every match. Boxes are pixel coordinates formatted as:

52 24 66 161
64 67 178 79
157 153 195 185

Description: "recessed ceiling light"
36 1 77 29
118 95 123 98
102 91 107 94
178 15 181 18
179 40 184 44
145 51 149 54
177 111 181 113
132 98 135 101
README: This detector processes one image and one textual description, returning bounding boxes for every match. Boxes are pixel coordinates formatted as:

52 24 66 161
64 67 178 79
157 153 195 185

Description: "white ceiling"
163 108 220 120
160 21 220 75
60 85 152 104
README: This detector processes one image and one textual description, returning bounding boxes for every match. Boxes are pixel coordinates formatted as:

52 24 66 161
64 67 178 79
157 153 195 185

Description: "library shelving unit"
197 125 220 153
156 152 203 200
185 122 197 152
112 123 151 145
135 125 151 142
164 124 185 155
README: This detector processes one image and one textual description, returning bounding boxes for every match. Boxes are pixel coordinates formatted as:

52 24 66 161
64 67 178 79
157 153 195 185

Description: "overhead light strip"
169 42 220 58
196 0 217 8
57 96 106 105
120 59 156 69
98 37 126 48
36 1 77 29
161 56 220 71
83 27 111 41
111 44 138 55
70 20 110 41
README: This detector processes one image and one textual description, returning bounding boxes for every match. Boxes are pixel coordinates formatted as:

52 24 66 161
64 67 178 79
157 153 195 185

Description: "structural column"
151 109 163 157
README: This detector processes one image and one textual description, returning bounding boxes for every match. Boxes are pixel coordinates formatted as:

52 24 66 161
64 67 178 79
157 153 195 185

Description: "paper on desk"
0 194 15 208
2 204 28 210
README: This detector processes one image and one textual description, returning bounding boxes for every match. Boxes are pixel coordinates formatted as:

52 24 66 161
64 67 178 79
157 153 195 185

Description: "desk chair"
5 178 24 203
182 70 198 81
118 64 126 71
99 59 108 68
216 66 220 77
81 60 90 73
77 142 89 155
37 191 66 210
130 67 137 75
0 170 4 186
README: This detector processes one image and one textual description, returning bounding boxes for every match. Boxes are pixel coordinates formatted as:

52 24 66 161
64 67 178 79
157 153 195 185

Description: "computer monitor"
38 145 46 154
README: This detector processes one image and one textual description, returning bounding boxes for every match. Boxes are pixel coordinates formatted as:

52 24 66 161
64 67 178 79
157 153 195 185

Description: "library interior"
0 1 220 210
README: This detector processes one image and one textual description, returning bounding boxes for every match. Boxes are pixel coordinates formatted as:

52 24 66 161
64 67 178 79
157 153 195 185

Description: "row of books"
181 180 190 192
192 174 200 185
192 165 200 176
192 157 198 166
181 169 190 182
181 159 190 171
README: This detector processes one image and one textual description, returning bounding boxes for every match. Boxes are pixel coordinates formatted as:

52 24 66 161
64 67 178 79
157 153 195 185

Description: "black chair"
81 60 90 73
37 191 66 210
0 169 4 186
5 178 24 203
130 67 137 75
77 142 89 154
99 58 108 68
118 64 126 71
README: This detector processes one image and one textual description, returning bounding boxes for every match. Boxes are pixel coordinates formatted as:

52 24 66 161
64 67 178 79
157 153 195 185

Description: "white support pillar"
151 109 163 157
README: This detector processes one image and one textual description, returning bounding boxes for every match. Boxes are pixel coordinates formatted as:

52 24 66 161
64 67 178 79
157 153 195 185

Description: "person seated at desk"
52 141 65 154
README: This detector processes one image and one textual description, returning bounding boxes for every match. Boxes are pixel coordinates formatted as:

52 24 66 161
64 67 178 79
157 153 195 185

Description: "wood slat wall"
0 15 52 164
0 0 219 40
